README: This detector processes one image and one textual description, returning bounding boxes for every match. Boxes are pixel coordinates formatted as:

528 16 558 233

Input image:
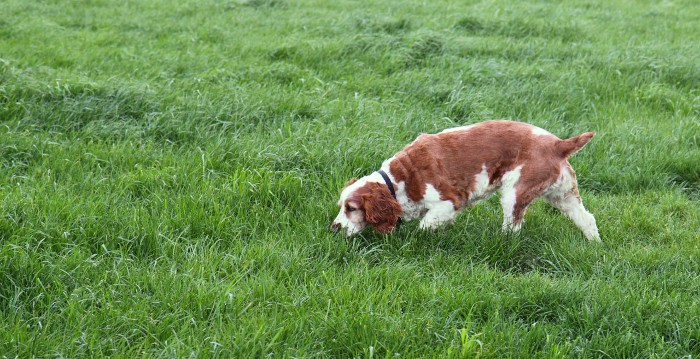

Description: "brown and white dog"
331 120 600 241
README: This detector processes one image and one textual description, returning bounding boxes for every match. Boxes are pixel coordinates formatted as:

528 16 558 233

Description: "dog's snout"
330 222 341 233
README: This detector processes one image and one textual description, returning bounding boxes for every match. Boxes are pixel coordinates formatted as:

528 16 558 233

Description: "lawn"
1 0 699 357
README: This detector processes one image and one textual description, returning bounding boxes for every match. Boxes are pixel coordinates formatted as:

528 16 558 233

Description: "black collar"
376 170 396 199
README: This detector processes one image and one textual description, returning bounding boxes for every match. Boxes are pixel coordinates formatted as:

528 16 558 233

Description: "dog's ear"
362 184 402 234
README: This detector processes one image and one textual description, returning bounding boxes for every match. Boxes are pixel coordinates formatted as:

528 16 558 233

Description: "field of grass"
1 0 699 357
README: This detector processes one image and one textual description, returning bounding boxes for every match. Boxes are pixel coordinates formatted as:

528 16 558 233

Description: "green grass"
1 0 699 357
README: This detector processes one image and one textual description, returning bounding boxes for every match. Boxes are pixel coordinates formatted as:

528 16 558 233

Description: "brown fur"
349 182 402 233
389 120 593 221
332 120 598 238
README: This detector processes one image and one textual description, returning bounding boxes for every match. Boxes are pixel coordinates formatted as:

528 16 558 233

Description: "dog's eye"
346 205 356 212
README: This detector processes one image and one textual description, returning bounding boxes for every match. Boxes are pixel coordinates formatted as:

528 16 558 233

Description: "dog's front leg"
418 201 459 230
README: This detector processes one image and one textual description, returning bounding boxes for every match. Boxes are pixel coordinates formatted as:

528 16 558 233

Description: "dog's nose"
330 222 341 233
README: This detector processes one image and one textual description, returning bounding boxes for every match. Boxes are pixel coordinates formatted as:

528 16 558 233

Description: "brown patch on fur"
389 120 594 218
350 182 402 233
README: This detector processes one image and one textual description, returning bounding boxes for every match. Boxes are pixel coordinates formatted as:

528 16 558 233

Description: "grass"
0 0 699 357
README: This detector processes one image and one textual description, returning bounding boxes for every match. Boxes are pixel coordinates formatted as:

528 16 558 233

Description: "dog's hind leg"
544 165 600 241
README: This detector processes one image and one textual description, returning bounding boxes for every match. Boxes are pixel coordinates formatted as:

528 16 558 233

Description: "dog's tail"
557 132 595 158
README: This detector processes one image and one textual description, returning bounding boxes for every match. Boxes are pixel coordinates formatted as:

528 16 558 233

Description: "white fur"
498 165 524 232
469 164 497 204
418 184 460 229
333 147 599 241
333 172 384 236
381 158 427 220
381 158 459 224
544 167 600 241
332 207 364 237
440 124 474 134
392 181 423 220
335 172 383 207
531 125 553 136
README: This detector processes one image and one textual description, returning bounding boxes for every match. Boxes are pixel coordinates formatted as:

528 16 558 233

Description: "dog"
330 120 600 241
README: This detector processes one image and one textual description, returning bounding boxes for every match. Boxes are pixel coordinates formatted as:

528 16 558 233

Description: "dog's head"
330 178 402 237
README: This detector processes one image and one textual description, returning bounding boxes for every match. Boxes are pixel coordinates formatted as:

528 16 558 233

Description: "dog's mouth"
330 222 342 233
329 222 363 237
